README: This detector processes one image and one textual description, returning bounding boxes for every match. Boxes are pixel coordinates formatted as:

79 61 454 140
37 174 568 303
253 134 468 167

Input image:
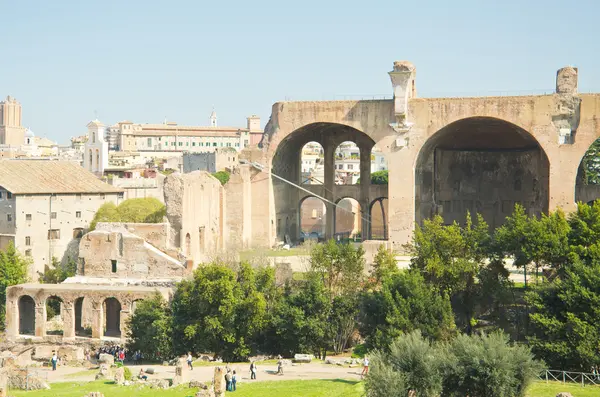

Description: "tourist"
277 359 284 375
51 351 58 371
232 370 237 391
118 349 125 363
361 356 369 377
250 361 257 380
225 368 233 391
187 352 193 370
138 368 148 381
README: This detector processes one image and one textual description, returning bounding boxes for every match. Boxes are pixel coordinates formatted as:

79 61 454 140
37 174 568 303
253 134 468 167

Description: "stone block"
8 368 50 390
213 367 225 396
95 364 111 380
149 379 170 389
195 389 216 397
189 380 208 389
292 353 313 363
556 393 573 397
58 346 84 361
98 353 114 365
114 367 125 385
0 370 7 397
145 367 156 374
32 346 57 361
87 392 105 397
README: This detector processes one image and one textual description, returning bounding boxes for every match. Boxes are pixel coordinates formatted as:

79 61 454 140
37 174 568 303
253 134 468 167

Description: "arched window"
92 132 96 143
96 149 100 172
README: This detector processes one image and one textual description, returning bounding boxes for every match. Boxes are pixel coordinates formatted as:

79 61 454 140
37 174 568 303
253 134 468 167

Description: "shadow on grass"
320 379 361 385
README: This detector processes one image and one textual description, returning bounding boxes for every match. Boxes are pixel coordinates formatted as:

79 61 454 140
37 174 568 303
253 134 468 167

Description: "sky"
1 0 599 144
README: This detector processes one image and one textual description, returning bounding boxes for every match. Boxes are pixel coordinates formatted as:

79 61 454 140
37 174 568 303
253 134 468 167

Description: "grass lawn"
527 380 600 397
10 379 362 397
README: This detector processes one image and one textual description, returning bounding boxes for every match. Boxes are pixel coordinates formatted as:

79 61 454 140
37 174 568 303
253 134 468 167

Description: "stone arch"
45 295 64 336
131 299 144 314
18 295 35 336
271 122 382 242
103 297 122 338
185 233 191 256
415 116 550 229
74 297 92 337
301 141 324 185
335 197 361 240
299 195 326 242
370 197 388 240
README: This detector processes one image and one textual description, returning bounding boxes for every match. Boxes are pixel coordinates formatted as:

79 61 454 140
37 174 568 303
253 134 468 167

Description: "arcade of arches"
5 284 170 341
273 123 389 243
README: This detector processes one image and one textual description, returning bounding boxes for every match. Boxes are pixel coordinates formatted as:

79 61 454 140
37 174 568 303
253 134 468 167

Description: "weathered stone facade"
255 62 600 250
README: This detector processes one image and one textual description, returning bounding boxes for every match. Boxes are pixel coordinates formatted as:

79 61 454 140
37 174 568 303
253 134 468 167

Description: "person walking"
225 368 232 391
187 352 193 370
277 359 284 375
250 361 257 380
232 370 237 391
361 356 369 378
51 351 58 371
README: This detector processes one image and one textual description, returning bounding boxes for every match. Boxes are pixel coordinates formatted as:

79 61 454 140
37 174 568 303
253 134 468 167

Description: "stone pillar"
324 141 336 240
62 300 75 339
213 367 225 397
389 61 416 128
0 369 7 397
34 303 46 338
4 296 18 339
119 310 131 341
91 303 103 339
360 145 372 240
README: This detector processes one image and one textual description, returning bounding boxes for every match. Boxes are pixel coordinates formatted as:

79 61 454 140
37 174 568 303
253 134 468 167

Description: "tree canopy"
212 171 230 185
90 197 166 230
0 242 30 330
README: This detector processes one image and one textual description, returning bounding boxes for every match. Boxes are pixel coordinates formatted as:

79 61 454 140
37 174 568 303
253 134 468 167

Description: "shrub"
351 343 367 358
123 366 132 380
212 171 230 185
440 332 543 397
366 330 443 397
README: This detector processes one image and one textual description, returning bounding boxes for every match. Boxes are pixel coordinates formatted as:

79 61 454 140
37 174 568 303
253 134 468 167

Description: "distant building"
0 160 123 277
0 96 26 146
105 111 262 153
182 148 239 173
84 120 109 176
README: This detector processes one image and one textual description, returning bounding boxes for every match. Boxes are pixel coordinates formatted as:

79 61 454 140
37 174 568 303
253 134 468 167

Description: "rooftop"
0 160 124 194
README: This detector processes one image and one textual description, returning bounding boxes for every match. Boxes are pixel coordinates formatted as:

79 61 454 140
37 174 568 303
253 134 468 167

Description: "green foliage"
212 171 230 185
351 343 367 358
90 198 166 230
568 201 600 260
369 244 397 285
360 270 456 350
172 263 267 361
366 331 443 397
440 332 543 397
0 242 30 330
123 366 132 381
526 250 600 371
266 273 331 357
38 257 77 284
370 170 388 185
580 138 600 184
407 213 502 333
126 293 173 361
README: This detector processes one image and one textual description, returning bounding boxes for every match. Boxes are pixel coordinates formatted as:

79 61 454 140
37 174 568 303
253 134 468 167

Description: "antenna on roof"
94 110 98 120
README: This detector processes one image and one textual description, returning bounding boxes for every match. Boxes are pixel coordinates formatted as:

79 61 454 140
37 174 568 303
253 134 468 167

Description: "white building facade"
84 120 109 176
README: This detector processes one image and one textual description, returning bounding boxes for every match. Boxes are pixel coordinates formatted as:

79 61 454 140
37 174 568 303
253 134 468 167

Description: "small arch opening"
299 196 326 242
18 295 36 336
103 297 122 338
335 198 361 242
45 295 64 336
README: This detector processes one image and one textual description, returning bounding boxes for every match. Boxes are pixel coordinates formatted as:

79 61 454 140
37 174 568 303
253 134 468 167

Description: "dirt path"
44 362 363 384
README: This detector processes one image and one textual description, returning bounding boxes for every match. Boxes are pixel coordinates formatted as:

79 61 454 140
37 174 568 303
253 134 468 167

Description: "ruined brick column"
324 140 336 240
34 303 46 338
91 301 103 339
62 300 75 339
359 144 372 240
4 296 18 339
119 309 131 341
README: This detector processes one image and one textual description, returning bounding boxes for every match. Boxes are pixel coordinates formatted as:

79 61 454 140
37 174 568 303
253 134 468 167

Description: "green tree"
526 249 600 370
407 213 496 333
126 293 173 361
266 273 331 357
212 171 230 185
90 198 166 230
440 332 543 397
366 330 444 397
0 242 30 330
38 257 77 284
370 244 398 286
357 170 388 185
171 263 267 361
580 139 600 184
360 270 456 350
568 201 600 260
90 202 118 230
309 240 365 353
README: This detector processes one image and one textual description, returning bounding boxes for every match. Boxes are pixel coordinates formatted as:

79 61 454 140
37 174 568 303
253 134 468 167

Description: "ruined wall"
224 165 252 250
430 149 549 229
95 222 170 252
164 171 226 266
78 229 186 278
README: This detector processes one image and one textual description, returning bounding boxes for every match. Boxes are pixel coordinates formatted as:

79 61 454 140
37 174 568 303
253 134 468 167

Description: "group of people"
591 366 600 380
96 344 127 363
224 367 238 391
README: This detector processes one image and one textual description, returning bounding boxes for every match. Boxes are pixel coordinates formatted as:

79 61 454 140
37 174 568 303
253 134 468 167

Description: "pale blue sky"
1 0 599 144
